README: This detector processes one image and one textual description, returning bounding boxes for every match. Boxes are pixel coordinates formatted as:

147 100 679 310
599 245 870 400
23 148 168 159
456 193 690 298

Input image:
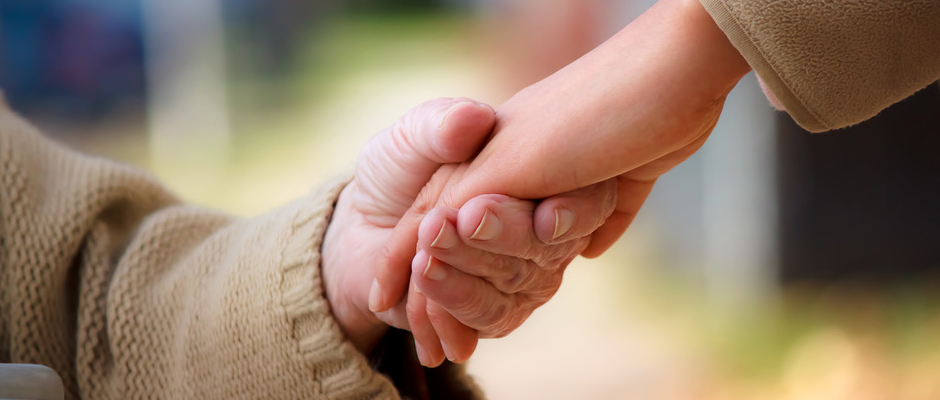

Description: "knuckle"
519 238 548 263
451 288 486 317
542 273 565 297
377 245 394 273
426 305 451 326
411 167 459 217
485 307 532 339
389 118 417 162
451 290 512 336
411 186 438 216
487 328 512 339
528 273 564 305
428 96 456 110
600 180 619 218
475 301 511 334
405 295 426 322
533 239 586 269
499 261 538 294
531 244 565 268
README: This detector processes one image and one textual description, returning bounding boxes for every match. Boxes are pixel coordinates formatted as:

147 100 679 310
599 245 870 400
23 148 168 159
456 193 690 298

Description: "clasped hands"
320 0 753 370
322 97 624 367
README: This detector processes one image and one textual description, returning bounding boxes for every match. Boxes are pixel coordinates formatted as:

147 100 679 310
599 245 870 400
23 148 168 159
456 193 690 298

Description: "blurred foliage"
226 11 473 125
697 282 940 399
598 252 940 399
224 12 476 165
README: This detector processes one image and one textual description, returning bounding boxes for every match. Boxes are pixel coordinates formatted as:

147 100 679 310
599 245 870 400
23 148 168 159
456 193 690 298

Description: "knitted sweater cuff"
280 176 399 399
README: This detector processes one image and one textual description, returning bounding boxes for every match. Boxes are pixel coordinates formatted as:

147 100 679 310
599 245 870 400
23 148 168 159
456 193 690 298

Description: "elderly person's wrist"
322 181 389 354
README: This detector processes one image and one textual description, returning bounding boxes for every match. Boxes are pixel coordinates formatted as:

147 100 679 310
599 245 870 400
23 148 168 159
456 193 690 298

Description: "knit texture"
0 98 479 400
700 0 940 132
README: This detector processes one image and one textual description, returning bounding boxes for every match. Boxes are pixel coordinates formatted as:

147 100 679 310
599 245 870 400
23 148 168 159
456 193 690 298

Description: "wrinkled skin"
321 98 617 358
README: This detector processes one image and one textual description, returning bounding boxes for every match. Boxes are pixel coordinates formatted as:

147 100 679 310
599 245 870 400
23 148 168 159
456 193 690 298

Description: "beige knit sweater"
702 0 940 132
0 98 480 400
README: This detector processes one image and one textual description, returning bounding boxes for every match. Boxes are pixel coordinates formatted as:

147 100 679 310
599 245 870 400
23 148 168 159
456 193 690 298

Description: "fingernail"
552 208 575 240
368 279 383 312
430 221 457 250
423 257 447 281
441 341 457 363
415 341 430 366
470 210 501 241
439 102 471 128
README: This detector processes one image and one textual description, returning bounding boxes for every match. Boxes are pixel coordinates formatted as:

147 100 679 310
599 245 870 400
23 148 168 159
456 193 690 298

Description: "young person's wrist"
674 0 751 96
446 0 754 205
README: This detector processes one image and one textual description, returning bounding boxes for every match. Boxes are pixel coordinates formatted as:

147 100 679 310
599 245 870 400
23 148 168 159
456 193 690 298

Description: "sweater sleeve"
699 0 940 132
0 100 410 399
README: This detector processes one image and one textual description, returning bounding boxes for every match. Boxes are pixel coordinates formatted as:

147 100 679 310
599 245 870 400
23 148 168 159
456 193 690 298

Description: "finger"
405 265 446 367
372 298 411 331
370 165 464 313
370 213 421 313
532 179 618 244
426 301 478 364
367 98 494 314
572 132 709 257
581 176 656 258
356 97 496 223
420 206 526 280
455 195 589 267
415 251 532 338
419 209 551 294
620 130 711 182
581 212 634 258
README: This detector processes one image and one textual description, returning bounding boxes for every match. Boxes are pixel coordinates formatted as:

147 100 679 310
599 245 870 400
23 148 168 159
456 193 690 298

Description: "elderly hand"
321 97 618 357
402 182 617 366
321 98 495 353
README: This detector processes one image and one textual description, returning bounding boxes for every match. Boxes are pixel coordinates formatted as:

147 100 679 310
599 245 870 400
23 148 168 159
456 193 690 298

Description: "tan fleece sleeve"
0 100 403 399
700 0 940 132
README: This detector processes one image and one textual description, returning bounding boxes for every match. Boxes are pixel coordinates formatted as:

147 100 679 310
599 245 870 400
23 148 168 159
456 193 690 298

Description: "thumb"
353 98 496 226
364 98 495 312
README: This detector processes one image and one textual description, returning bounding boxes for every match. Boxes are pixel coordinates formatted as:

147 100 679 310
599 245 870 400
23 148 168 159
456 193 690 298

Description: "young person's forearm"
370 0 752 328
453 0 750 201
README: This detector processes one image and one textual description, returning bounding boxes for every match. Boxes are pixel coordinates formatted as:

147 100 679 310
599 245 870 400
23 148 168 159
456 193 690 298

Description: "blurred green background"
3 0 940 399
